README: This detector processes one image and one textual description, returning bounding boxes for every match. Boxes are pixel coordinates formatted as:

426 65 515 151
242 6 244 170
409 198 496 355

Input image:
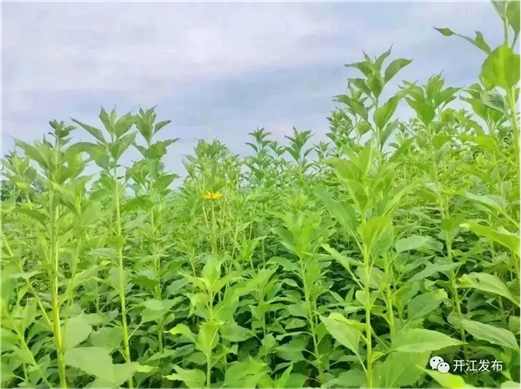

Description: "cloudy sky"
2 1 503 174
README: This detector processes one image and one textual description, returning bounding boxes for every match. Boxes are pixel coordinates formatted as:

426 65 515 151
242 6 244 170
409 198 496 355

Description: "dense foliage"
1 2 520 388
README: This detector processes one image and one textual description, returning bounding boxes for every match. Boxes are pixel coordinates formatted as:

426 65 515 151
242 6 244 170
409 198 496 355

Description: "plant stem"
301 262 324 384
49 191 67 389
363 248 373 389
113 165 133 389
507 88 520 169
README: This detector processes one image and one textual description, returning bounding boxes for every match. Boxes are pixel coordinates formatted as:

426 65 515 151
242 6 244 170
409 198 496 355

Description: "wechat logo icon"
430 356 450 373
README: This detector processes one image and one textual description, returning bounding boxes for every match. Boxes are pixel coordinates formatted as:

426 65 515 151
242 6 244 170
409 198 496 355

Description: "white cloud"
1 1 501 164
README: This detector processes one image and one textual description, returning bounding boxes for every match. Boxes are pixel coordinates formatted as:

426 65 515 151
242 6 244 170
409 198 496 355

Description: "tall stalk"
113 162 133 388
49 188 67 389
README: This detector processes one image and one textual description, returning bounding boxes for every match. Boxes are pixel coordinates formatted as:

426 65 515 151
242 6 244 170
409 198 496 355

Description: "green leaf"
113 113 134 137
315 189 357 235
195 321 220 357
322 244 361 272
461 319 519 350
481 45 520 91
434 27 455 37
373 352 429 388
461 222 520 256
1 362 14 383
276 337 307 362
165 366 206 389
15 208 47 227
71 119 106 143
223 358 267 388
392 329 464 352
64 347 114 382
169 324 195 343
110 131 137 161
434 28 491 54
408 289 447 320
424 369 476 388
321 313 362 356
374 94 402 130
356 267 385 289
21 299 37 331
506 1 520 34
481 90 508 113
501 381 521 389
509 316 520 335
384 58 412 84
220 321 254 342
406 97 435 126
459 272 519 306
465 192 507 213
90 327 123 350
63 315 93 350
87 248 118 261
395 235 441 253
358 216 394 258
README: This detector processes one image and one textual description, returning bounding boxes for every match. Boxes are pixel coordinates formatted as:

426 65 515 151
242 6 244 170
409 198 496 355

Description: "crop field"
1 1 520 389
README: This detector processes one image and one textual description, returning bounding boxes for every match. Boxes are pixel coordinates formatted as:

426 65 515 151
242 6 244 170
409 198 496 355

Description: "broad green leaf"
356 267 385 289
461 222 520 256
458 272 519 306
509 317 520 335
395 235 441 253
113 113 134 137
481 91 508 113
425 369 476 388
392 329 464 352
87 248 118 261
408 289 447 320
461 319 519 350
384 58 412 84
165 366 206 389
21 299 37 331
405 97 435 126
315 189 357 235
64 347 114 382
1 362 14 383
276 336 307 362
223 358 267 388
374 94 402 130
9 271 39 281
358 216 394 258
481 45 520 91
90 327 123 350
110 132 137 161
71 119 105 143
169 323 195 343
322 244 361 272
501 381 521 389
321 313 362 356
63 315 93 350
373 352 429 388
409 263 460 282
195 321 220 357
506 1 520 34
465 192 507 213
220 321 254 342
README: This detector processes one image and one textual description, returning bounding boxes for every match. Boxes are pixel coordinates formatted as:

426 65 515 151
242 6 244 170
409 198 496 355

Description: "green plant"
1 2 519 388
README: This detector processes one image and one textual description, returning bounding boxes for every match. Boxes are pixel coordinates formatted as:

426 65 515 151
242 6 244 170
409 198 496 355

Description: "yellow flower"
202 190 223 200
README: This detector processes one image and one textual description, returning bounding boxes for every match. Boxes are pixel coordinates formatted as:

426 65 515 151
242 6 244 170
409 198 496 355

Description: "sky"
1 1 504 175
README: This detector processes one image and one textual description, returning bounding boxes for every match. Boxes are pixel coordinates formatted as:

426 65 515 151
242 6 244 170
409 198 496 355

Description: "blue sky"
2 1 503 174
